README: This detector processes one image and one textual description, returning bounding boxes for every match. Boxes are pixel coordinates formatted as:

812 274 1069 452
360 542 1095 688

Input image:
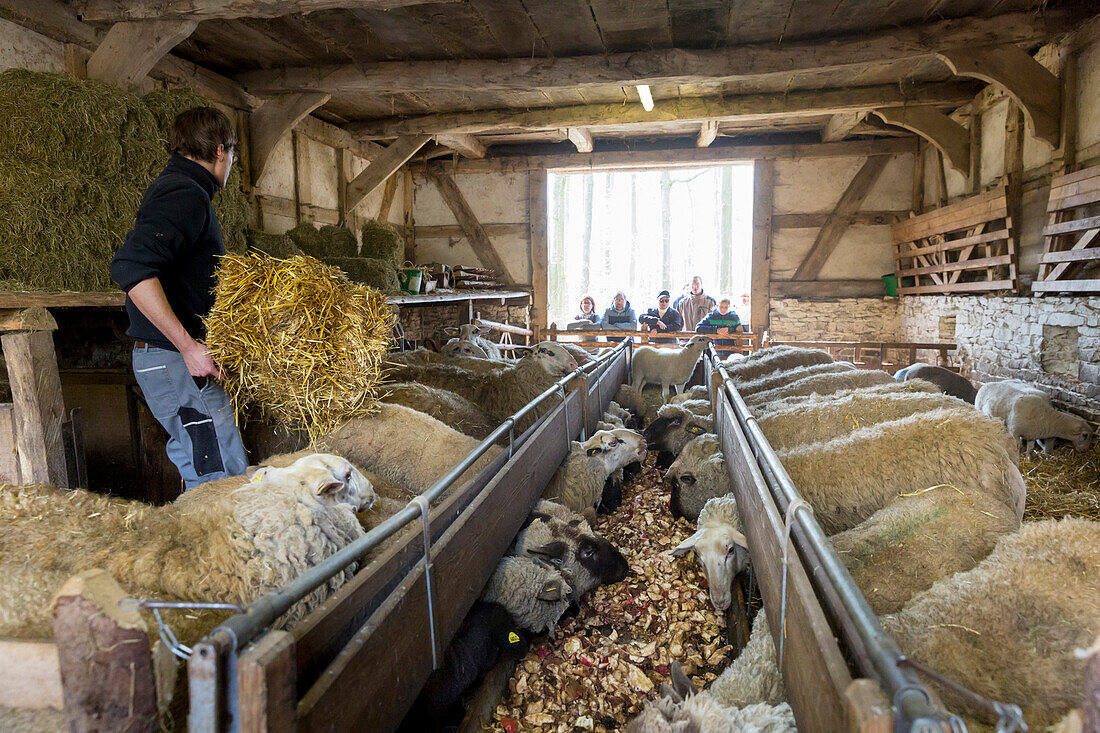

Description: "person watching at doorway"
678 275 717 331
110 107 248 491
600 291 637 341
574 295 599 324
639 289 682 344
695 297 743 349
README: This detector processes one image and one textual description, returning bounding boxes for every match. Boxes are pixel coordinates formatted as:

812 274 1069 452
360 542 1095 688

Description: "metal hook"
118 598 245 660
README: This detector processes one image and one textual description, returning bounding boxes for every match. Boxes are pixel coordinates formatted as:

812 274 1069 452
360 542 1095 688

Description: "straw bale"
361 219 404 268
288 222 358 259
328 256 400 292
204 253 395 441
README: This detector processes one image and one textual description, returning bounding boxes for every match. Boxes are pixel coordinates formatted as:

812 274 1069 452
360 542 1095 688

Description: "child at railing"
695 297 744 349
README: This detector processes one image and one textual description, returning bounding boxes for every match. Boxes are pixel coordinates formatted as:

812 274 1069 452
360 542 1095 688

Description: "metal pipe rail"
707 347 953 731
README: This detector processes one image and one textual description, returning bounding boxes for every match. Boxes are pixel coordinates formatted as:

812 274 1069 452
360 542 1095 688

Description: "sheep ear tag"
586 445 604 456
508 632 521 644
537 582 565 601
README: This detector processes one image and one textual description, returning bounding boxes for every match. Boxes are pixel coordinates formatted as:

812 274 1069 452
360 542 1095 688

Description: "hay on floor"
1020 443 1100 521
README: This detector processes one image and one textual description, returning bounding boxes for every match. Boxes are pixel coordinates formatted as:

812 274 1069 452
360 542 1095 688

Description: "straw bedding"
1020 443 1100 521
204 253 395 441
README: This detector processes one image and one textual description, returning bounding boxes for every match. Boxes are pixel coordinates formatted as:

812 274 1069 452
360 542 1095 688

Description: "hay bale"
248 230 304 259
360 219 404 268
204 253 396 440
328 257 400 293
287 222 358 259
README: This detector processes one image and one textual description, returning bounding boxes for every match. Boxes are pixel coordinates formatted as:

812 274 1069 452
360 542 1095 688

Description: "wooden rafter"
566 127 594 153
235 11 1071 96
345 135 430 213
77 0 452 21
792 155 893 281
435 133 488 159
350 83 975 138
696 120 719 148
427 170 515 284
86 19 196 92
249 92 331 185
936 45 1061 147
821 112 867 142
872 107 970 174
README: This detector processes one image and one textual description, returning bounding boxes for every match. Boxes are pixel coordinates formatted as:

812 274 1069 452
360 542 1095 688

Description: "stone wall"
395 301 530 347
768 298 902 341
900 295 1100 421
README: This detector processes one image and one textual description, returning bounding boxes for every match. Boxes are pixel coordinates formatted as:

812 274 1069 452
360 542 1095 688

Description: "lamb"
895 362 977 403
614 383 669 426
643 403 714 463
975 378 1094 452
665 434 726 521
605 400 641 430
669 385 710 405
670 496 748 612
631 334 714 399
752 379 940 417
381 382 496 439
733 361 855 398
542 429 648 520
743 369 895 408
0 454 372 641
720 346 834 383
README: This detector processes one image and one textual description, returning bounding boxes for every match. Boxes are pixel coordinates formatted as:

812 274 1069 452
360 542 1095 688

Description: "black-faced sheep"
643 403 713 467
670 496 748 612
733 361 855 398
975 379 1094 452
742 369 895 408
631 335 713 400
381 382 496 439
895 363 977 403
720 346 834 383
542 429 647 521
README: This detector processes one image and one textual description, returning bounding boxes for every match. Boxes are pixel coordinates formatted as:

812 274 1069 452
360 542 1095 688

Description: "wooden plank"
427 170 516 283
1046 167 1100 201
793 155 892 281
78 0 453 21
896 228 1008 258
846 679 893 733
772 211 905 229
435 133 488 159
1047 189 1100 212
897 280 1013 294
1044 228 1100 281
1038 249 1100 264
892 187 1008 241
376 174 399 223
0 403 17 483
250 93 331 185
0 640 62 709
1041 215 1100 237
238 630 296 733
346 136 430 213
86 19 197 92
296 391 586 731
873 107 969 173
715 392 852 731
416 222 528 239
771 279 885 298
529 168 549 332
898 254 1012 277
0 307 58 332
751 159 773 332
402 168 415 264
1030 279 1100 292
51 570 158 733
255 194 340 226
2 330 68 487
188 637 230 733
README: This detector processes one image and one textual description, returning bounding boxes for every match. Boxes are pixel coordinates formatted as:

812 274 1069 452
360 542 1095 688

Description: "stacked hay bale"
0 70 249 291
286 221 401 293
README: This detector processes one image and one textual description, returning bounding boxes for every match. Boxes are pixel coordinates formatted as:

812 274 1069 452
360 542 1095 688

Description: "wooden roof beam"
872 107 970 174
697 120 719 148
567 127 594 153
250 92 331 185
77 0 455 22
820 112 867 143
349 83 975 138
86 19 196 92
346 135 431 213
435 133 488 159
234 11 1073 96
936 45 1061 147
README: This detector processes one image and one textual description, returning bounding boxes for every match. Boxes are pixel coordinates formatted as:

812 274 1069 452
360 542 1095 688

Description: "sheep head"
684 334 713 352
583 428 647 472
644 403 713 458
252 453 376 512
441 337 490 358
483 556 573 633
625 662 724 733
670 497 748 612
666 435 725 521
526 341 580 377
1063 413 1094 452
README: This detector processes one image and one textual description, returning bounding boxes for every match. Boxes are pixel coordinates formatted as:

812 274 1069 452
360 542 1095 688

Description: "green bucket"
882 273 899 297
398 268 423 294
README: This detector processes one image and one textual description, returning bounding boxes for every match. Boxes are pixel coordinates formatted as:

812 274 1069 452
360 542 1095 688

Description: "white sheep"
670 496 748 612
733 361 855 398
752 379 940 417
720 346 834 383
614 383 671 426
443 323 503 359
669 385 711 405
743 369 895 408
441 337 491 359
975 379 1094 452
381 382 496 439
541 429 647 520
631 335 714 400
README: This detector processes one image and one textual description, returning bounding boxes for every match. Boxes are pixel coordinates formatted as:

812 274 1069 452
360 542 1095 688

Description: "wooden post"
403 168 416 264
336 147 347 227
845 679 892 733
912 140 925 214
0 403 17 482
529 168 549 331
1056 50 1078 175
238 630 296 733
968 108 982 195
1 307 68 487
751 159 774 333
51 569 158 733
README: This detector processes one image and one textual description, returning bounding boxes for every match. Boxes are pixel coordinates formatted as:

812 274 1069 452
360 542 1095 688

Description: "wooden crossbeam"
427 170 516 284
77 0 452 21
566 127 594 153
434 133 487 159
346 135 430 213
872 108 969 173
250 93 331 185
772 211 904 229
86 19 196 92
235 12 1071 96
696 120 719 148
792 155 892 281
820 111 867 142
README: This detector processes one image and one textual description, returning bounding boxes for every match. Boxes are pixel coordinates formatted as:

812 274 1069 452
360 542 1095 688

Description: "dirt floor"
492 453 732 732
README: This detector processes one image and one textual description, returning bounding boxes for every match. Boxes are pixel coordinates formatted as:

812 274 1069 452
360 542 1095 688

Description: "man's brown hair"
170 107 238 162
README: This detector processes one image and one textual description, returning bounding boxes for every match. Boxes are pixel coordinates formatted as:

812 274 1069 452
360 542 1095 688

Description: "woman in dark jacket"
639 290 682 344
573 295 599 324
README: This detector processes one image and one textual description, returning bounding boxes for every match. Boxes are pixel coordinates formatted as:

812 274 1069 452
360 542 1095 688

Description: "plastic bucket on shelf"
882 273 899 296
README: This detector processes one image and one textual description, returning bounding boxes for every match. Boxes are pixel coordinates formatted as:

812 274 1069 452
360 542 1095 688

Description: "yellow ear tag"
508 632 520 644
531 517 540 524
250 471 263 483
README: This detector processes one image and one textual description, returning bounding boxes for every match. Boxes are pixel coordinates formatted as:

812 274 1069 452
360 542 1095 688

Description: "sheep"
669 385 710 405
511 500 630 597
614 383 669 426
881 518 1100 730
895 362 978 403
606 400 642 430
443 323 503 359
323 403 501 495
666 434 726 521
381 382 496 439
733 361 855 398
975 378 1094 453
670 496 748 612
0 454 372 641
743 369 895 408
752 379 940 417
754 390 966 451
643 403 714 465
542 429 647 520
720 346 834 383
481 555 573 631
631 335 713 400
627 658 795 733
441 337 491 359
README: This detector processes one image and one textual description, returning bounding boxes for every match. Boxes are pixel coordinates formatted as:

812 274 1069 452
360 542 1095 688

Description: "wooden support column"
1055 51 1078 175
403 168 415 263
435 133 487 159
336 147 347 227
1 307 67 487
377 175 399 222
873 107 969 174
529 168 549 333
346 135 431 213
566 127 594 153
968 109 982 194
249 92 331 186
0 404 16 484
912 140 926 213
792 155 893 281
428 169 516 283
935 148 949 207
821 111 867 142
86 19 197 92
751 159 774 332
696 120 719 148
52 570 158 733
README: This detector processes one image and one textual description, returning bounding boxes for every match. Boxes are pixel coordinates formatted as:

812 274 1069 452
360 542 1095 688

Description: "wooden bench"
892 185 1020 295
1033 163 1100 293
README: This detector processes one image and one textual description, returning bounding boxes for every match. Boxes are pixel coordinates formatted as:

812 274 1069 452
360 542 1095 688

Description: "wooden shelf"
387 289 530 305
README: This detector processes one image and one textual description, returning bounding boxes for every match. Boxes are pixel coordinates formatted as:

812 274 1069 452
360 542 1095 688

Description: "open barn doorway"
547 164 755 330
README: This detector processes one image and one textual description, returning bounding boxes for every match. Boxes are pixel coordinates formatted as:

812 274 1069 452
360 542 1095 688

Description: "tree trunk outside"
660 170 672 291
628 173 638 293
580 174 595 297
549 174 568 323
720 165 734 297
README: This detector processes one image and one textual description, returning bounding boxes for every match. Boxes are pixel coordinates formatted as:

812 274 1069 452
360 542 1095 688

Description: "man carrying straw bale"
110 107 247 490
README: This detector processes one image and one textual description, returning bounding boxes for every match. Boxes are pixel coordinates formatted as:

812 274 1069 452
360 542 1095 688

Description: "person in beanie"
639 289 683 344
678 275 717 332
110 107 248 490
695 297 743 349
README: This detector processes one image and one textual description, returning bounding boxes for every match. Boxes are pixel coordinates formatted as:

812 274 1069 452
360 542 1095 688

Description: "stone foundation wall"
395 302 530 347
900 295 1100 421
768 298 902 341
